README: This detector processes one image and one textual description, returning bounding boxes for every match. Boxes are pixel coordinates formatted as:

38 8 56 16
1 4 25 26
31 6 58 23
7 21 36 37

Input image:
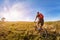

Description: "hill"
0 21 60 40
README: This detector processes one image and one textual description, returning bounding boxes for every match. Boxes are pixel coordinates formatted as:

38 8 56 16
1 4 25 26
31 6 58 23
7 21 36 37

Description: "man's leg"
36 21 43 31
35 21 39 31
36 21 40 27
40 19 44 30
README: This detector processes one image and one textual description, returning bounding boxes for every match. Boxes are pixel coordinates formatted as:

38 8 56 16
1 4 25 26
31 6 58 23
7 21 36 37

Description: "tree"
1 17 5 22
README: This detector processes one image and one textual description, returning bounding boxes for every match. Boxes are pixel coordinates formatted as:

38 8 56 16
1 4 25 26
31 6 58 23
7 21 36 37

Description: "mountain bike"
34 22 48 40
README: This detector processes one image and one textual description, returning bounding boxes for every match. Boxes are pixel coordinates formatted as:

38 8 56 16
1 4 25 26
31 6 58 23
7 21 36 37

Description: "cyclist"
34 12 44 31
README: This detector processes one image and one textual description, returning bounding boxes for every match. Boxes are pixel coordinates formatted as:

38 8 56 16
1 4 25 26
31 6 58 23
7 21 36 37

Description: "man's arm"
34 15 37 22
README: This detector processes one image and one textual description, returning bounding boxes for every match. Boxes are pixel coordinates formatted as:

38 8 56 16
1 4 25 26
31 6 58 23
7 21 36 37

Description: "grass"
0 21 60 40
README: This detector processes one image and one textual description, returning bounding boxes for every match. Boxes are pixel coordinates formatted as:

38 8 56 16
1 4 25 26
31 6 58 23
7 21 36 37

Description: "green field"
0 21 60 40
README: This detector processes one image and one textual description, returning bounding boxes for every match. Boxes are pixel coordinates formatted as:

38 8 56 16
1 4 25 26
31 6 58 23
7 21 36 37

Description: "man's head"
37 12 39 15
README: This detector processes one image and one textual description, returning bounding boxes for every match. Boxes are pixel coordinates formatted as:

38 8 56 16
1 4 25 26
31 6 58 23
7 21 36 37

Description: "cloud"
0 0 33 21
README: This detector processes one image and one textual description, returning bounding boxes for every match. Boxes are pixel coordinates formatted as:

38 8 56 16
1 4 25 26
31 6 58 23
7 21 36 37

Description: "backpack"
38 14 44 19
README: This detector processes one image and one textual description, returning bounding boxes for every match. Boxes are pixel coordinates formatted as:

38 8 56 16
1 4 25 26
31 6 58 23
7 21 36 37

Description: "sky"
0 0 60 21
